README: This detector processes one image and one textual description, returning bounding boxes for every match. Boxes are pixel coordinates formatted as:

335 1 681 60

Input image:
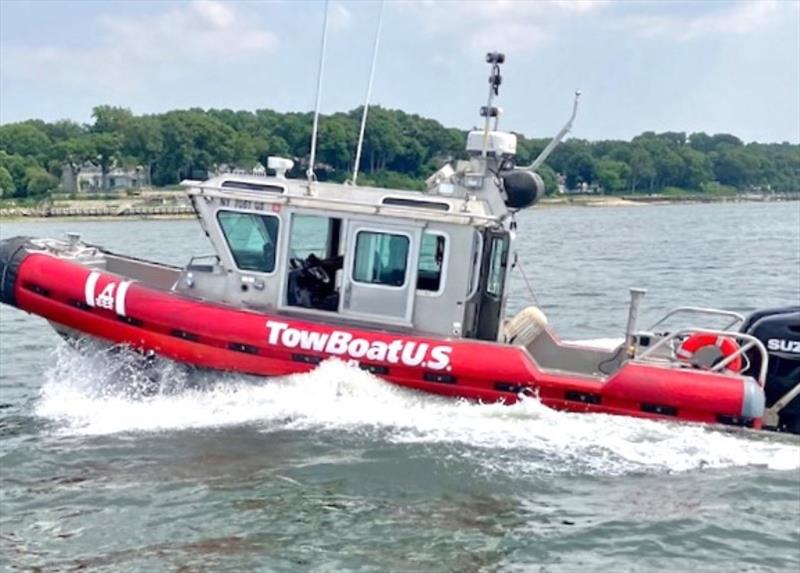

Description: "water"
1 202 799 572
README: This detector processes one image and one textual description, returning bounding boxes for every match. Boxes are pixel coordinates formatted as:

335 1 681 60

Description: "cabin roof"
184 174 501 227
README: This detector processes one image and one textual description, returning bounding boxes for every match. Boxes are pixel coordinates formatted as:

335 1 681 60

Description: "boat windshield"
217 211 280 273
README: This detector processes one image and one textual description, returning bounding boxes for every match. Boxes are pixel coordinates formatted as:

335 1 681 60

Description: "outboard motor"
741 306 800 433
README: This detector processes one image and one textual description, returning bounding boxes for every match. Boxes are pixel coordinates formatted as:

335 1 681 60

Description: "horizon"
1 0 799 144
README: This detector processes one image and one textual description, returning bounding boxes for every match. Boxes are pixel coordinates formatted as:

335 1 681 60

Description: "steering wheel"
307 263 331 284
294 254 331 284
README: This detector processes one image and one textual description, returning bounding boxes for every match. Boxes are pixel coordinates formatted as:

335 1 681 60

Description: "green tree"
536 164 558 196
92 106 134 134
595 159 630 194
53 137 95 191
121 116 163 183
24 166 58 196
627 146 655 193
713 147 760 187
565 150 595 189
677 147 713 190
89 133 122 190
0 123 51 163
0 104 796 196
0 166 15 197
0 151 35 195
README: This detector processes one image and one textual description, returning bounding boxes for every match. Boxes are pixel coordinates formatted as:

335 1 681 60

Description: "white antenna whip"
307 0 330 184
352 0 385 186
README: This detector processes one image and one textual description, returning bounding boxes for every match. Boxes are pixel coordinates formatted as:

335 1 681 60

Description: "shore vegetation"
0 106 798 199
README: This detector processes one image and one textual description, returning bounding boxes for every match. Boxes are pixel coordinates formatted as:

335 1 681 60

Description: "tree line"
0 105 797 198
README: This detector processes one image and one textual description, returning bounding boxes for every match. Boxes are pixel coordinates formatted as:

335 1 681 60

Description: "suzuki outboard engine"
741 306 800 433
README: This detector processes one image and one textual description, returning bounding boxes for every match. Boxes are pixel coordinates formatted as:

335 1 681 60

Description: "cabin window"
217 211 280 273
289 214 331 260
353 231 409 287
417 233 446 292
466 231 482 297
486 236 507 297
286 214 343 312
381 197 450 211
221 180 284 193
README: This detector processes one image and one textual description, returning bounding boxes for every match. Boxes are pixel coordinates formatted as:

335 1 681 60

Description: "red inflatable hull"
11 253 761 428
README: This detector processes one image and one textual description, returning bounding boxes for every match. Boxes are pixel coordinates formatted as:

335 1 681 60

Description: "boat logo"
265 320 453 371
84 271 132 317
767 338 800 354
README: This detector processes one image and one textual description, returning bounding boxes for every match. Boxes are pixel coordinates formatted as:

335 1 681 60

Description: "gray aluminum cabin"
177 136 536 342
173 54 568 344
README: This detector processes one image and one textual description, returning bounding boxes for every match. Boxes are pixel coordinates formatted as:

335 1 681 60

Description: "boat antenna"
351 0 385 186
307 0 331 184
519 89 581 172
481 52 505 160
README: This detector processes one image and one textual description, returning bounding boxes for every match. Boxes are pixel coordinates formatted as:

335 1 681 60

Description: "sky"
0 0 798 143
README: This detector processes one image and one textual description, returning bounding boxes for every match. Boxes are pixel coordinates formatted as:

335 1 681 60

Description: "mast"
480 52 504 161
307 0 331 184
352 0 385 186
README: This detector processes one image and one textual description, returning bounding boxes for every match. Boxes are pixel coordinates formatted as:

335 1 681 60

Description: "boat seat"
506 306 623 376
504 306 548 347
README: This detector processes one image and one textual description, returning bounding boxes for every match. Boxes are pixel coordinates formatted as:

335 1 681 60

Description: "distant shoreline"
538 193 800 208
1 192 797 220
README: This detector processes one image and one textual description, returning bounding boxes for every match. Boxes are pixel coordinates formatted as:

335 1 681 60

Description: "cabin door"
340 220 422 325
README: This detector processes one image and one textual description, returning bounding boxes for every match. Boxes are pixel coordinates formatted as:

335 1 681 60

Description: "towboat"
1 54 798 433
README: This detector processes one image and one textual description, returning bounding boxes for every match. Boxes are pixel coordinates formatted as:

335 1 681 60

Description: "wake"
37 341 800 476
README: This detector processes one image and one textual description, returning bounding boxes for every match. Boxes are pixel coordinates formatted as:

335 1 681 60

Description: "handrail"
648 306 745 331
187 253 219 266
764 383 800 428
634 328 768 387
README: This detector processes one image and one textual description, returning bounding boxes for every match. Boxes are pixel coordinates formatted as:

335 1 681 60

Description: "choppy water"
1 202 799 572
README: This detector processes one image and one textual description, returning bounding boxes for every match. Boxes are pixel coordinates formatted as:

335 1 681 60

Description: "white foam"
36 343 800 476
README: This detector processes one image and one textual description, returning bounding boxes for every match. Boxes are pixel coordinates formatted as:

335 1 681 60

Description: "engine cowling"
742 306 800 433
501 170 546 210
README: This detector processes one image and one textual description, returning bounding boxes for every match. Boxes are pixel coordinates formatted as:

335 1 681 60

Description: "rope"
307 0 330 184
352 0 385 186
513 253 541 307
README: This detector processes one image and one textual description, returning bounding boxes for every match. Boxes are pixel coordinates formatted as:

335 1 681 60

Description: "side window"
353 231 409 287
466 231 482 297
417 233 446 292
218 211 279 273
289 214 330 260
486 236 507 297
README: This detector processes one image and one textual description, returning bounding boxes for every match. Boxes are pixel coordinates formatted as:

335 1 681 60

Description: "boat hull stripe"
84 271 100 308
115 280 131 317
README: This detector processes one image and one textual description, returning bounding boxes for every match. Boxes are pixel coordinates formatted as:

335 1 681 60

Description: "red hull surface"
10 253 762 428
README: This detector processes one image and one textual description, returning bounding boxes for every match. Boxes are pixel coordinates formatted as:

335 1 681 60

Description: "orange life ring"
676 332 743 374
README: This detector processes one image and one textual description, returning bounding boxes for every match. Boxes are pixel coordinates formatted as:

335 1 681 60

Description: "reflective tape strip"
715 336 725 347
676 348 693 358
84 271 100 307
115 280 131 317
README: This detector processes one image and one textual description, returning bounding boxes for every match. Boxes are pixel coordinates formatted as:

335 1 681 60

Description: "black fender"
0 236 35 308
